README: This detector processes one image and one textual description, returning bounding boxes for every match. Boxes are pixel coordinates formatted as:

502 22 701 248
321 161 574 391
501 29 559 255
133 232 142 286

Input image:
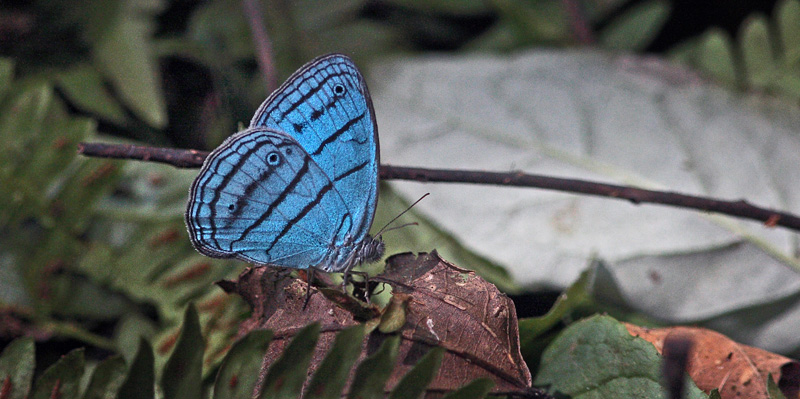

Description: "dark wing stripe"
311 111 366 156
202 136 273 246
310 89 345 122
272 70 348 123
231 154 311 247
264 180 336 254
231 164 276 219
334 160 368 182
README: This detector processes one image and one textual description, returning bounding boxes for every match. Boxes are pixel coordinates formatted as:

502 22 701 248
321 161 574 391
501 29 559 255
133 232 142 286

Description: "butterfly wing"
250 54 379 246
186 127 355 268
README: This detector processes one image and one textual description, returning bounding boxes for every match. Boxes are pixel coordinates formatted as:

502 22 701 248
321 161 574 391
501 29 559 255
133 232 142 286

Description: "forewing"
250 53 379 243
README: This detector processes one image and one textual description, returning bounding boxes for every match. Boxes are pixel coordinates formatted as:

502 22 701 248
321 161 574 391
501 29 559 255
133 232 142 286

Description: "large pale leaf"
369 50 800 352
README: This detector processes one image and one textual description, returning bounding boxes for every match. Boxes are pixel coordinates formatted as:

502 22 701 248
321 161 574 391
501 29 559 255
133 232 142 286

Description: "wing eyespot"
333 84 345 95
266 152 281 166
228 204 235 211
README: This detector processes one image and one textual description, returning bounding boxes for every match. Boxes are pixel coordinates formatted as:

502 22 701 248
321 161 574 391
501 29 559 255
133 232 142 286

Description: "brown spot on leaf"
162 262 211 288
1 376 11 399
52 137 69 150
149 229 179 247
50 378 61 399
158 330 179 355
147 172 166 187
81 163 116 186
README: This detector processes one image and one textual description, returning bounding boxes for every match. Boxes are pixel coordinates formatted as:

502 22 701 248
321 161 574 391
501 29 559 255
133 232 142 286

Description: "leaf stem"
45 320 117 351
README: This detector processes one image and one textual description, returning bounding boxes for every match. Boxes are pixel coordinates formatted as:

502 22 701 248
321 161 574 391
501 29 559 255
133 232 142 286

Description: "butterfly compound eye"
266 152 280 166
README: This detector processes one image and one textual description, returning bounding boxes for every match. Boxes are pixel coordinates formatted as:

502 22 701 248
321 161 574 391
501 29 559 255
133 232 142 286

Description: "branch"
241 0 277 93
562 0 595 45
77 142 800 233
77 142 208 168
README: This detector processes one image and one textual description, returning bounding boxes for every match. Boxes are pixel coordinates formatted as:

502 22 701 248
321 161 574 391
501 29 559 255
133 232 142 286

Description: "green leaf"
118 338 155 399
161 304 204 399
0 74 124 329
776 0 800 64
698 28 740 86
377 0 491 16
708 389 722 399
518 266 598 371
0 57 14 99
389 347 444 399
306 324 366 399
72 161 247 369
599 0 672 51
213 330 273 399
57 65 128 124
91 0 167 128
534 315 707 398
0 84 51 185
258 323 321 399
740 14 776 87
82 356 127 399
767 373 788 399
0 337 35 399
490 0 569 46
346 335 400 399
519 267 594 341
440 378 494 399
30 348 85 399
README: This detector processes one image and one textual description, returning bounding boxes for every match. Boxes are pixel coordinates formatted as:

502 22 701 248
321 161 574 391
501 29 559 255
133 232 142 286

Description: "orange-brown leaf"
626 324 800 399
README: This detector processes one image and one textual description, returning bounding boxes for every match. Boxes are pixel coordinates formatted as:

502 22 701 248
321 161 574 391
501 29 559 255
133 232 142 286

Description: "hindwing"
186 128 355 267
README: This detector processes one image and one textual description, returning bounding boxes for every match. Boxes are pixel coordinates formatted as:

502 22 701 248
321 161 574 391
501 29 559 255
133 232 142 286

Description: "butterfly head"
361 235 385 264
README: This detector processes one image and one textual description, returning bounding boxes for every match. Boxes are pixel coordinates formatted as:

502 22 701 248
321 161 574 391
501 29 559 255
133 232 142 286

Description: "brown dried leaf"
221 251 539 397
380 251 533 394
625 324 800 399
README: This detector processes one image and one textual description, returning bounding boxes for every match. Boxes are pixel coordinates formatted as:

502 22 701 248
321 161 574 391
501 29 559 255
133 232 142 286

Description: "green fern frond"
0 59 246 372
670 0 800 101
0 307 494 399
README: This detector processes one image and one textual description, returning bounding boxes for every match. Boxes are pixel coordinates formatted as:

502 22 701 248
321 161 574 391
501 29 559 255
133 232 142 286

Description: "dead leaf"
379 251 534 395
220 251 541 398
626 324 800 399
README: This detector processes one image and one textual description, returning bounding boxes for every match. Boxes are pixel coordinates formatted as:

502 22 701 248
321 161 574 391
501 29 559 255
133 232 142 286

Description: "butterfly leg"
303 268 317 310
347 269 374 305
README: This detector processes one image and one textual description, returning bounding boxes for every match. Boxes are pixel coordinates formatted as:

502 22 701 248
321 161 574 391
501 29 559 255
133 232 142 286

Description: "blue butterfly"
185 54 384 275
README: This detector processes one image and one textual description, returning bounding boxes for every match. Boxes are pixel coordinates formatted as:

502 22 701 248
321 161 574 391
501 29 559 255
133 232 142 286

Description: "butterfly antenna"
380 222 418 234
375 193 429 237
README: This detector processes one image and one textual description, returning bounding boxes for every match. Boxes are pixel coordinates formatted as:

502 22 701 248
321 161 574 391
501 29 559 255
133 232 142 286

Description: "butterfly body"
186 54 383 273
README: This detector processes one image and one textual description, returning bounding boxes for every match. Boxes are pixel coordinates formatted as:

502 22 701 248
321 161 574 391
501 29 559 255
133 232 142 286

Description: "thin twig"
562 0 595 45
242 0 277 92
77 142 208 168
77 142 800 233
